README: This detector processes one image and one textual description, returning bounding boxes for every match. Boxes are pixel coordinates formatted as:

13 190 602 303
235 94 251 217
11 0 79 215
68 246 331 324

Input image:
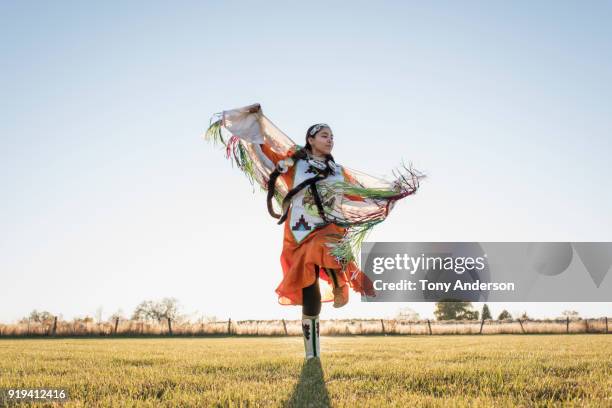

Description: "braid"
292 147 309 161
324 154 335 175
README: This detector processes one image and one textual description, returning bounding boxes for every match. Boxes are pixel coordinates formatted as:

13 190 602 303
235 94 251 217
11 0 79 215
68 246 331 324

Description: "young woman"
204 103 423 360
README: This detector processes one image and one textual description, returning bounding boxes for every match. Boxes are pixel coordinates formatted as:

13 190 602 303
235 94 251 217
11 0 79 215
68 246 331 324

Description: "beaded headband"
308 123 331 136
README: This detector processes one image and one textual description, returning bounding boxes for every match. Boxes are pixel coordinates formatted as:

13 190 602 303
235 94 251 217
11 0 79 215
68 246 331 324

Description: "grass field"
0 335 610 407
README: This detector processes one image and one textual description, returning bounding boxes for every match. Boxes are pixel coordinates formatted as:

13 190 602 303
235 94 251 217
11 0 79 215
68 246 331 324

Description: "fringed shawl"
203 103 425 273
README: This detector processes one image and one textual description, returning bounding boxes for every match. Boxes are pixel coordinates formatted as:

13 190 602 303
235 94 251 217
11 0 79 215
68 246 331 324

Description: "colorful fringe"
203 117 225 146
204 119 264 193
325 219 384 273
326 163 425 272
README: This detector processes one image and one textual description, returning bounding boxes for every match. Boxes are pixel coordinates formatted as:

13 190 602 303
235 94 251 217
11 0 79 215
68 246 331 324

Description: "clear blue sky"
1 1 611 323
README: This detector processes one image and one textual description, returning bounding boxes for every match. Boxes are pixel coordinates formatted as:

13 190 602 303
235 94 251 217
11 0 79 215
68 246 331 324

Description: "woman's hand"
247 104 261 113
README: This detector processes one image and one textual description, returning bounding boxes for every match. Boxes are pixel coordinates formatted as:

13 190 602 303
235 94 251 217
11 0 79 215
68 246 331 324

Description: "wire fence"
0 316 609 337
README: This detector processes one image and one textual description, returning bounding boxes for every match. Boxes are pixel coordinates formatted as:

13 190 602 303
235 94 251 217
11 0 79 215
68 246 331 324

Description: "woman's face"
308 127 334 155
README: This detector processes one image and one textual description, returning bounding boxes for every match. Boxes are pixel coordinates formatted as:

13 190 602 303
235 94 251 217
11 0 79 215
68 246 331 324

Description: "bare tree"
158 297 181 322
130 298 183 334
561 310 580 321
20 310 55 324
110 309 127 323
131 300 157 322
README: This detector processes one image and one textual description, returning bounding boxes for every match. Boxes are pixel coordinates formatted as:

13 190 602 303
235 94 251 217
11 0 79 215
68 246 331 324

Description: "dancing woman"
204 103 423 359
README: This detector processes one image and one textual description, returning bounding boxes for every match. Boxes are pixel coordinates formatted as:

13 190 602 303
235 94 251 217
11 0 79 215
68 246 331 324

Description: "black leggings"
302 265 341 316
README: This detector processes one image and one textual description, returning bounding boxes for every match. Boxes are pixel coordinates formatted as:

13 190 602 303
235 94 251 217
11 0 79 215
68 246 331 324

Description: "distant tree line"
18 300 583 326
19 297 185 327
432 301 579 322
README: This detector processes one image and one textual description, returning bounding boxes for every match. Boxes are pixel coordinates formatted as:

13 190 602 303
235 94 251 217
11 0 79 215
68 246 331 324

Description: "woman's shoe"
333 285 349 308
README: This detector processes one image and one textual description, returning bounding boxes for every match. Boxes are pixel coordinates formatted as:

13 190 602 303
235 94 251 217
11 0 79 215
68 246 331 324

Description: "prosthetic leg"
301 313 320 359
302 265 322 359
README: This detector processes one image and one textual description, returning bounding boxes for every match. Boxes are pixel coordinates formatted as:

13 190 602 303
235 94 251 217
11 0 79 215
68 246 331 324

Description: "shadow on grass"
284 358 330 407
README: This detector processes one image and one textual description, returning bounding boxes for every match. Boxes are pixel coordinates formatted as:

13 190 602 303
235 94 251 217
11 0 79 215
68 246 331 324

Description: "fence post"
479 317 485 334
227 318 232 335
427 319 432 335
566 316 570 334
51 316 57 337
167 317 172 335
584 319 589 333
114 318 119 334
518 319 525 334
381 319 386 335
606 317 609 334
282 319 288 336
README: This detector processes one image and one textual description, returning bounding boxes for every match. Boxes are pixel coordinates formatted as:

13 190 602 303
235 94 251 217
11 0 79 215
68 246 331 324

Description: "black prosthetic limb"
302 265 321 316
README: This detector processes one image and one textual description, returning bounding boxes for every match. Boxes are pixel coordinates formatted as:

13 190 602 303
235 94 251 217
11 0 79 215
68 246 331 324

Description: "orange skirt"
275 222 375 305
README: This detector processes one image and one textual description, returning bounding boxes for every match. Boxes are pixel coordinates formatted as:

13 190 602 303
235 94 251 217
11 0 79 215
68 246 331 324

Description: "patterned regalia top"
287 153 345 243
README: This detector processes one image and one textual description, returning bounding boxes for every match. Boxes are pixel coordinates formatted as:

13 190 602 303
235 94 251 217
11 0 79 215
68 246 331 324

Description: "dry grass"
0 318 609 337
0 335 610 407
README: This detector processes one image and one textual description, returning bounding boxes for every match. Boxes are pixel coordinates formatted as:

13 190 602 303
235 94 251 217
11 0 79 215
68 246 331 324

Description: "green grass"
0 335 610 407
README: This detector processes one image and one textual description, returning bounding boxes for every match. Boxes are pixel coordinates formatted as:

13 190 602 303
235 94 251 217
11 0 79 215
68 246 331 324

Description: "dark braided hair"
296 124 335 175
